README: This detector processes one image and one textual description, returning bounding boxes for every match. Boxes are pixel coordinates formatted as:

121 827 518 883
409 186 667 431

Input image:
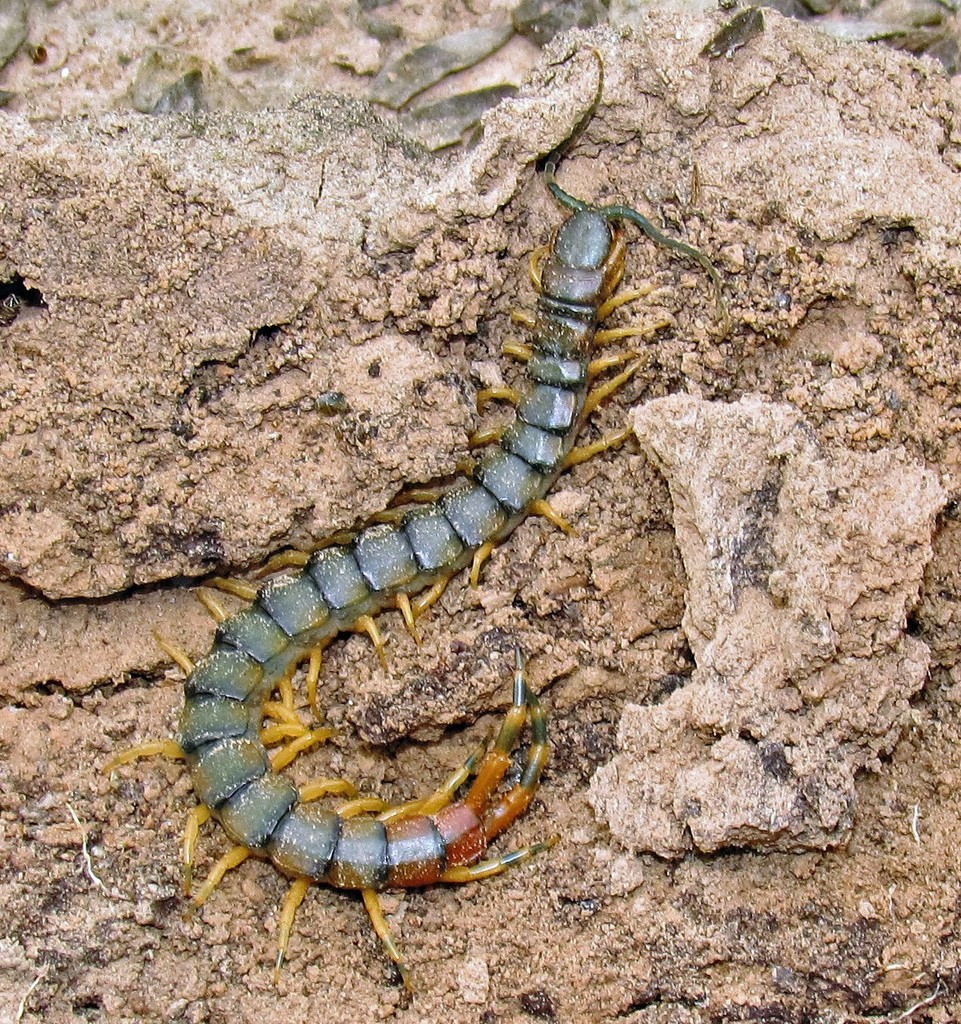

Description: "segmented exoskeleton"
105 51 724 989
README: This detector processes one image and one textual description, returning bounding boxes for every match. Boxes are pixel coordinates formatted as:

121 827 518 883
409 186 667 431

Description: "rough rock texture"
589 395 944 856
3 8 961 1024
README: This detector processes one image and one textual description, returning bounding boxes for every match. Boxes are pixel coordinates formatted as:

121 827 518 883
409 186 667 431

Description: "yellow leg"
261 722 308 745
594 319 671 345
362 889 412 992
153 634 195 675
596 283 661 320
528 245 548 290
336 796 391 819
207 577 258 601
470 541 495 588
278 673 296 713
306 648 323 718
384 734 489 821
468 425 504 448
582 362 641 417
476 386 520 413
562 428 633 469
254 550 309 577
587 350 637 379
502 337 533 360
300 778 358 803
196 590 228 623
529 498 576 537
182 804 211 895
412 576 450 617
101 738 184 773
274 877 310 985
262 701 302 727
372 508 407 525
270 728 335 772
439 835 558 883
395 593 421 645
388 483 451 507
354 614 388 671
191 845 250 909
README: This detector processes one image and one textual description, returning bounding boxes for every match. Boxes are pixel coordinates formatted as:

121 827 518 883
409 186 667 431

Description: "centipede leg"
412 576 451 618
587 350 639 379
153 634 194 674
337 796 391 819
461 654 529 816
395 592 420 644
182 803 211 895
562 428 633 469
581 360 641 417
101 738 184 773
469 541 495 588
529 498 576 537
380 734 490 823
274 876 310 985
207 577 258 601
596 283 661 320
196 589 229 623
468 425 504 448
476 386 520 413
254 550 310 578
439 835 558 883
502 337 533 360
299 778 358 803
354 614 388 670
483 681 549 841
306 648 323 718
191 844 251 909
269 727 335 772
527 245 548 290
362 889 412 993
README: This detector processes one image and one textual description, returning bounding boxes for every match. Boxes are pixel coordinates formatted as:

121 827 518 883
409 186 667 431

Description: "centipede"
104 50 723 990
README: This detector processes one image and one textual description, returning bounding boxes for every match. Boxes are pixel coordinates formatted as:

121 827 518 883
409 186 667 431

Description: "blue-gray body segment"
501 421 566 472
220 773 299 849
328 817 389 889
308 546 371 609
185 646 264 702
257 573 330 637
354 523 419 591
553 210 612 268
518 384 578 433
441 483 508 547
216 607 289 664
475 449 545 514
190 737 268 809
178 695 249 753
268 804 341 878
402 505 465 571
527 354 587 389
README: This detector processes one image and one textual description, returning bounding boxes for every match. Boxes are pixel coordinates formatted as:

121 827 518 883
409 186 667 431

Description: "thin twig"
67 803 107 892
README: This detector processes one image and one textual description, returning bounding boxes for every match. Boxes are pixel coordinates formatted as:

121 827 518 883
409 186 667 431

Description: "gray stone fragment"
0 0 27 72
369 24 513 109
512 0 608 46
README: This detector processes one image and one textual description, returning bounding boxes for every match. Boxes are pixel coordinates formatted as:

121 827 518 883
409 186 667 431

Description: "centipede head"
540 210 627 310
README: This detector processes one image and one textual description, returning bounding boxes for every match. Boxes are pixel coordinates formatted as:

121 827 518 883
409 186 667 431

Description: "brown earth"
1 5 960 1024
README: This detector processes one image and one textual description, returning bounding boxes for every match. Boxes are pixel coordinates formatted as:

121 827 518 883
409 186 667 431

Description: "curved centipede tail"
482 649 549 842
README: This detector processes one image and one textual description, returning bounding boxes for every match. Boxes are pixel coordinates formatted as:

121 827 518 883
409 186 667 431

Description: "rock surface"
2 9 961 1024
590 395 944 856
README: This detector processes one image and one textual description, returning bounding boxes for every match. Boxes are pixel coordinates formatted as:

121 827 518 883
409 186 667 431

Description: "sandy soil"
1 4 960 1023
